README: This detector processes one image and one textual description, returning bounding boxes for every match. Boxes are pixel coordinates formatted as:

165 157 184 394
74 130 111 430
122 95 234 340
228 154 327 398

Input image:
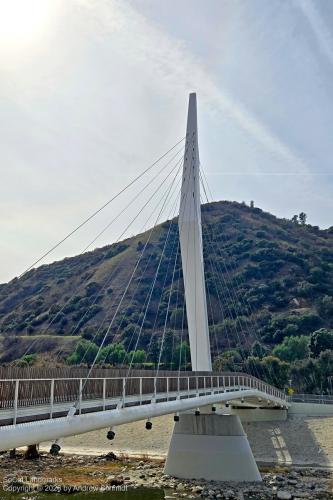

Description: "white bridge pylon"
179 93 211 371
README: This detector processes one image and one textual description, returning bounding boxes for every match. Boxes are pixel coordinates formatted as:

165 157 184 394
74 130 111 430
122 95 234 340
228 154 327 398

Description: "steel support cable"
74 170 183 369
176 147 194 375
74 155 184 401
204 232 269 380
200 210 262 378
73 165 184 367
126 221 179 366
177 159 195 375
53 179 183 366
166 200 189 372
167 243 182 370
144 143 194 373
206 265 225 361
43 176 182 366
120 190 180 378
199 172 278 384
67 161 183 338
18 137 185 279
200 215 246 373
177 258 188 375
198 194 226 361
80 146 185 254
199 172 279 385
199 182 263 354
102 180 182 356
200 168 270 340
162 242 180 370
142 202 181 366
125 199 181 375
3 142 185 341
140 135 195 367
198 194 256 366
156 240 180 376
191 189 198 371
140 217 180 368
104 190 182 366
71 146 187 358
89 135 189 376
14 158 184 366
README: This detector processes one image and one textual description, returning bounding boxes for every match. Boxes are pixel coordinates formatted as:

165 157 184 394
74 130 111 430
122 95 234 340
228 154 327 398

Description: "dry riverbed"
0 450 333 499
40 414 333 467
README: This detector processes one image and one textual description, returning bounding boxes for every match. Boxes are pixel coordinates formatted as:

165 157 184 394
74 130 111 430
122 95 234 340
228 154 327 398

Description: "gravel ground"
1 451 333 499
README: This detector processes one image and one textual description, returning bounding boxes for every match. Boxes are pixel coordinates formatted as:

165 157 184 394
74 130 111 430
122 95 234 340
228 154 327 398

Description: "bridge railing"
287 393 333 405
0 373 286 423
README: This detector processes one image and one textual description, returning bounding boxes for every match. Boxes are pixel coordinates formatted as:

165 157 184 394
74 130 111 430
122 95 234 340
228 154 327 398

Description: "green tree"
174 341 191 369
251 341 267 359
317 295 333 319
128 349 146 365
67 339 98 366
17 353 37 366
170 308 184 328
160 330 174 364
261 356 290 388
273 335 310 362
149 335 160 364
290 358 320 393
309 328 333 357
317 350 333 392
213 349 242 371
299 212 307 225
101 343 127 365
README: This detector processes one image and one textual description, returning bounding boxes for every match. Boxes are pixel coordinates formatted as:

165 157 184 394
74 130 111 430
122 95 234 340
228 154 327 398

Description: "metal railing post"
140 378 143 405
166 377 169 401
154 377 157 401
187 377 190 398
196 376 199 396
50 379 54 419
13 380 19 425
79 379 82 415
102 379 106 411
123 378 126 406
177 376 180 398
211 375 213 394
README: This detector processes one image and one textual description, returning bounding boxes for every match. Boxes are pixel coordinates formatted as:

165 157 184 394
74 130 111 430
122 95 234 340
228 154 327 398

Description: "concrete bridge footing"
164 413 262 482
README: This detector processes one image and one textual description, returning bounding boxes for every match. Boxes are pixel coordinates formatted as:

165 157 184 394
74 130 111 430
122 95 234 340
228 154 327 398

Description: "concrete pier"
165 413 262 482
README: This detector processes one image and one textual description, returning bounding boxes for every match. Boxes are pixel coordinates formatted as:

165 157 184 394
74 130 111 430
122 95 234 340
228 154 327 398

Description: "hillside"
0 201 332 390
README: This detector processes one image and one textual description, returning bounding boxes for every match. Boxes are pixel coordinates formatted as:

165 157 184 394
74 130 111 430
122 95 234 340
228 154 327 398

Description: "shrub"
309 328 333 357
273 335 310 362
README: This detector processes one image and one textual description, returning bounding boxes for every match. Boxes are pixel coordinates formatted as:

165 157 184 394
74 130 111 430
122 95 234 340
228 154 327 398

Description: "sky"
1 0 333 283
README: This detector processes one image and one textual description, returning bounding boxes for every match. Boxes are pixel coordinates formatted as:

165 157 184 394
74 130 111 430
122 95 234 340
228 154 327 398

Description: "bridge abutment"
165 413 261 482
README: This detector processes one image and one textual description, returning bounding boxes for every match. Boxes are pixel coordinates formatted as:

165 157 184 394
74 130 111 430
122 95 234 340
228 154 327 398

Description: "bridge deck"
0 374 286 426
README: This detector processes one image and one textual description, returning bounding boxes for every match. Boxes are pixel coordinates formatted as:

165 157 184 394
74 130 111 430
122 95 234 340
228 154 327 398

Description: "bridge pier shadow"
243 416 333 467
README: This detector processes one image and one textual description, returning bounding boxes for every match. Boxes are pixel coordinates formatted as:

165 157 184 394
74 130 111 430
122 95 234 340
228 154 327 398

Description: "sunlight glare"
0 0 55 47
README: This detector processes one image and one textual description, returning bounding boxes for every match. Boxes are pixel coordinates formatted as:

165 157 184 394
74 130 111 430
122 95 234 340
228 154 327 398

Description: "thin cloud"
83 0 311 173
297 0 333 66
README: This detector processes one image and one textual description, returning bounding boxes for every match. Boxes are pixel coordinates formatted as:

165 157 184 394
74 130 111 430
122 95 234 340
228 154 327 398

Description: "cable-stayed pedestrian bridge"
0 93 289 481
